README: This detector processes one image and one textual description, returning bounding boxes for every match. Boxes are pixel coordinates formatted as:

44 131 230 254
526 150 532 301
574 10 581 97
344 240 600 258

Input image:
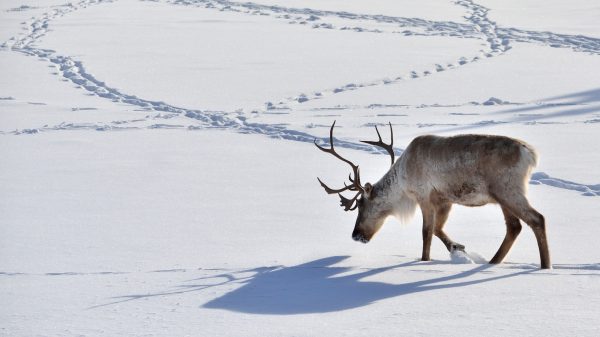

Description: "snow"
449 249 488 264
479 0 600 39
1 0 599 336
247 0 472 24
36 0 483 111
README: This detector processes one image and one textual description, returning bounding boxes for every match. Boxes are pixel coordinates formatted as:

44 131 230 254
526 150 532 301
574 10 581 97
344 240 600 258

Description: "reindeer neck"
374 160 406 202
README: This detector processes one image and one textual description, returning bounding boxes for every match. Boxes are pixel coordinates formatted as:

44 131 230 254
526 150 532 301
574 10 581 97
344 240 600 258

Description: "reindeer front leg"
433 203 465 252
420 204 435 261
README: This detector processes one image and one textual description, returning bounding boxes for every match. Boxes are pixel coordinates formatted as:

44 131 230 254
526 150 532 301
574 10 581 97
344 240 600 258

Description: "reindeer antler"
361 122 395 166
314 121 364 211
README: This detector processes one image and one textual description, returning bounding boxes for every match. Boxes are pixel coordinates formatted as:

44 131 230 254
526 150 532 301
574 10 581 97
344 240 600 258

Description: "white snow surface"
1 0 599 336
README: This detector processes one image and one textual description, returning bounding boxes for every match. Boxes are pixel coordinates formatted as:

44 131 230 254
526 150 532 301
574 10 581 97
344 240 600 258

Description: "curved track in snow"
1 0 599 196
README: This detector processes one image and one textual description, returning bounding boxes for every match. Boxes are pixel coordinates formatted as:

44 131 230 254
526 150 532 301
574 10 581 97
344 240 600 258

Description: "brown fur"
353 134 551 269
316 123 550 269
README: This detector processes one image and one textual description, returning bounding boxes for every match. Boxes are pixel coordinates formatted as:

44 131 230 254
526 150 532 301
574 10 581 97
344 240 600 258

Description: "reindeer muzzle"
352 233 370 244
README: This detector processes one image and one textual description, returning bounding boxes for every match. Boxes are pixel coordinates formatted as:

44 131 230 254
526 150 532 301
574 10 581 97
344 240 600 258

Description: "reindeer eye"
368 189 377 200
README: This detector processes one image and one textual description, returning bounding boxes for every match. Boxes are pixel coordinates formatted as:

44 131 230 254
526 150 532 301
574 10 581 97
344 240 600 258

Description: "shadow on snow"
435 87 600 135
90 257 599 313
201 256 533 315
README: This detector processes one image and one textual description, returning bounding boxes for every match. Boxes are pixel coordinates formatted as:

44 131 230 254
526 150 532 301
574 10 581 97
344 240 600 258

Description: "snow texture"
1 0 599 336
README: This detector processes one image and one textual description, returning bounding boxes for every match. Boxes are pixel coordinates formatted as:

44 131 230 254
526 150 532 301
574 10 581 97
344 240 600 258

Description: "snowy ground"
1 0 599 336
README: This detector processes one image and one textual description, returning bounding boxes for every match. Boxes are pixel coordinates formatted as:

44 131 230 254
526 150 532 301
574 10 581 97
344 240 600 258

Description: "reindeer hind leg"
520 206 551 269
489 206 522 264
493 193 551 269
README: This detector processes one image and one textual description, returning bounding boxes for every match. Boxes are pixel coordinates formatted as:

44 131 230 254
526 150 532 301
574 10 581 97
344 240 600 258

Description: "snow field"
1 130 599 337
1 0 599 336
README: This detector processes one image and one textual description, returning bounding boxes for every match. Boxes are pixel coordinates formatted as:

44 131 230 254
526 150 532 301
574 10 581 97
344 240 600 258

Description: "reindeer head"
315 121 395 243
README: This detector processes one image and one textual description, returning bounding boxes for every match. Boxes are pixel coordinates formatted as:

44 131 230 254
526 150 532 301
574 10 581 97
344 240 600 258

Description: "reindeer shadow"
202 256 533 315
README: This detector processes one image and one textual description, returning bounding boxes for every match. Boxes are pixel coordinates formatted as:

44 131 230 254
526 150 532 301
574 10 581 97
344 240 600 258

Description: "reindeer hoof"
451 243 465 252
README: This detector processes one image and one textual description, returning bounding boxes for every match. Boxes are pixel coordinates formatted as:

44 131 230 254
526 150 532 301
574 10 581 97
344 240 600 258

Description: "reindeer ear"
364 183 374 199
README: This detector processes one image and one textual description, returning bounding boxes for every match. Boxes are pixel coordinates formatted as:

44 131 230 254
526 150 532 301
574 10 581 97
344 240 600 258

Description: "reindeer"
315 121 551 269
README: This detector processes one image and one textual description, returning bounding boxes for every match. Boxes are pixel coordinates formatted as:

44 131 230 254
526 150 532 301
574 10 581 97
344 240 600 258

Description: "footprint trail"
1 0 598 196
